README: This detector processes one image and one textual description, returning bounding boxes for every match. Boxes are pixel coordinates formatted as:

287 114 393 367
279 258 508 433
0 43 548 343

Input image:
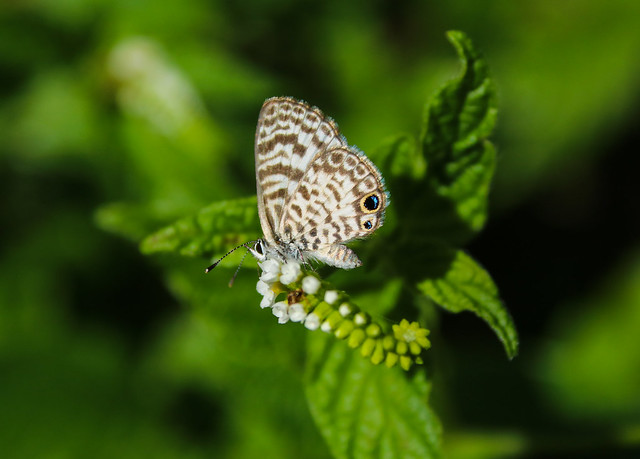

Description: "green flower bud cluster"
256 257 430 371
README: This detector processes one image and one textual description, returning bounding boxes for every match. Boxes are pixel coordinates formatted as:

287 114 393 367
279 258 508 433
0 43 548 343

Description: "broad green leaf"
420 30 497 243
305 333 442 459
348 277 404 317
140 196 260 262
417 248 518 359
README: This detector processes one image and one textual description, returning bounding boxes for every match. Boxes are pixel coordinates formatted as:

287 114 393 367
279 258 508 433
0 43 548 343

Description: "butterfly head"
249 239 268 262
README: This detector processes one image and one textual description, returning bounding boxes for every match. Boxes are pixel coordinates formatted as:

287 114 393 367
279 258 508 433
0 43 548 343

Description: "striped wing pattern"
255 97 346 242
254 97 388 269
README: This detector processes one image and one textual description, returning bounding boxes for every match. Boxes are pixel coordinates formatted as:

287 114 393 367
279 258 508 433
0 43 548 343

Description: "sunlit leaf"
373 134 425 182
419 30 497 244
140 196 260 263
416 247 518 359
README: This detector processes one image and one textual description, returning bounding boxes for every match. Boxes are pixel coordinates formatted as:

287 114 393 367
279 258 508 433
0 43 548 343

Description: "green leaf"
416 248 518 359
94 202 163 243
349 277 404 317
373 134 425 183
420 30 497 243
305 333 442 459
371 134 424 236
140 196 260 262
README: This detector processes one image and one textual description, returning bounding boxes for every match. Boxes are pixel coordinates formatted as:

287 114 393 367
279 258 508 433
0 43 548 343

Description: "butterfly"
248 97 388 269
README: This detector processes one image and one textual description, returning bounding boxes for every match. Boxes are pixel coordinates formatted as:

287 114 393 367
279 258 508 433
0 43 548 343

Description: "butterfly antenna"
204 242 251 274
228 247 251 288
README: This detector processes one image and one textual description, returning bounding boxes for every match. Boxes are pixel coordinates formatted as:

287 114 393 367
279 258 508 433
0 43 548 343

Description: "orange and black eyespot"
360 193 381 214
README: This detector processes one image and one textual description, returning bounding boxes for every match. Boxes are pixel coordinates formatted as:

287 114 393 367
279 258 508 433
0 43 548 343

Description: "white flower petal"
302 276 320 295
354 313 367 326
288 303 306 322
259 258 281 274
280 261 302 285
260 290 275 309
260 270 279 284
256 280 270 295
304 313 320 330
272 301 288 318
324 290 339 305
320 321 332 333
338 303 351 317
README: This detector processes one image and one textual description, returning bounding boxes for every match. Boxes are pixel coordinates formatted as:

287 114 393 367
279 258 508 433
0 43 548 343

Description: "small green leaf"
373 134 425 182
371 134 425 236
417 248 518 359
420 30 497 243
305 333 442 459
140 196 260 261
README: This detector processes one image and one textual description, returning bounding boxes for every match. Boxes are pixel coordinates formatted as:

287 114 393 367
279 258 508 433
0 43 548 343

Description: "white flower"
304 313 320 330
272 301 289 323
302 275 320 295
320 321 332 333
324 290 339 305
256 280 270 295
260 269 279 284
288 303 306 322
260 290 275 309
280 261 301 285
338 303 351 317
259 259 281 283
259 258 280 274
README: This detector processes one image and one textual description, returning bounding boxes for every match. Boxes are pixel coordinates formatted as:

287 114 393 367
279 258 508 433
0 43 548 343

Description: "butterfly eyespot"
256 97 390 269
360 193 381 214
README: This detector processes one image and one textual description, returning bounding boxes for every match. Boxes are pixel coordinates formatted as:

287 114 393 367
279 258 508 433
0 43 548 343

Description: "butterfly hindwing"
279 147 387 268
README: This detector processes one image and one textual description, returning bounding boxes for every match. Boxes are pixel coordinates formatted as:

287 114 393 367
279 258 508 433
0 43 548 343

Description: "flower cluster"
256 257 431 371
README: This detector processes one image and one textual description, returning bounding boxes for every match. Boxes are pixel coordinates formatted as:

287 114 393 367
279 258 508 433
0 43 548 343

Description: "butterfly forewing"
254 97 388 269
254 97 346 244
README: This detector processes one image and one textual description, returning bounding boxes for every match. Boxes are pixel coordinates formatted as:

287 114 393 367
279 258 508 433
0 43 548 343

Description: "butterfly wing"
279 146 388 269
254 97 347 244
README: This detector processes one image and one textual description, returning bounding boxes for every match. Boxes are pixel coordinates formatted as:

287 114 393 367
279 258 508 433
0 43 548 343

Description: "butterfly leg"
295 247 316 272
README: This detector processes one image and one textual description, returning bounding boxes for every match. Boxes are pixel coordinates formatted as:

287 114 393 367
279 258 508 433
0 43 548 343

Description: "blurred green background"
2 0 640 457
